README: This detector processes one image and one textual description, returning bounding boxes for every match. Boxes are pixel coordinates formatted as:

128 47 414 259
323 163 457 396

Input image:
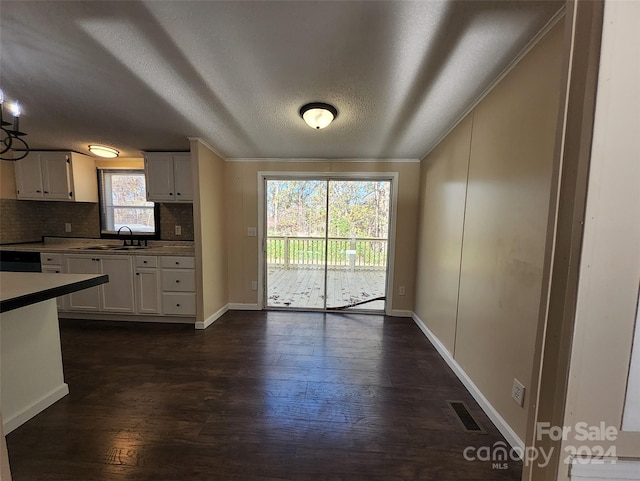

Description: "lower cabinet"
161 256 196 316
65 255 101 311
41 253 66 311
65 254 135 313
61 253 195 319
135 255 161 314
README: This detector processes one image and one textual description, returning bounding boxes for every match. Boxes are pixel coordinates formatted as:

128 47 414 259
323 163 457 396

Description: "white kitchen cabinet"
134 255 161 314
14 151 98 202
100 256 135 313
144 152 192 203
65 256 101 311
161 255 196 316
40 253 67 311
65 254 134 313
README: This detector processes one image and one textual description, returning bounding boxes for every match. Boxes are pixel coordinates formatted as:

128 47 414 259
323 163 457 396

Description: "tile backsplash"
0 199 194 244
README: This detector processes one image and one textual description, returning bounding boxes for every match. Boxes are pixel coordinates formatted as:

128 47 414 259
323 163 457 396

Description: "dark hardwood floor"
7 311 522 480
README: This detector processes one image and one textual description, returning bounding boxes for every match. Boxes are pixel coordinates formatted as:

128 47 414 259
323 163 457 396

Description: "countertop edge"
1 274 109 313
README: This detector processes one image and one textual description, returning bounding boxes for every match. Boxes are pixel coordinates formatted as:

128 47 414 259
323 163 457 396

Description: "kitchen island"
0 272 108 434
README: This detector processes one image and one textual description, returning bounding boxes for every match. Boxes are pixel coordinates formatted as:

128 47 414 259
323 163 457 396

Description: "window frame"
97 169 160 240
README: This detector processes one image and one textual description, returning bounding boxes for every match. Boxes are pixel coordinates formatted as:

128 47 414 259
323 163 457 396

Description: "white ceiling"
0 1 563 160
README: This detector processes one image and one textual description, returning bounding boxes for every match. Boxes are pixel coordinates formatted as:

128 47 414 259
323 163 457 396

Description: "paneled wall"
414 21 563 441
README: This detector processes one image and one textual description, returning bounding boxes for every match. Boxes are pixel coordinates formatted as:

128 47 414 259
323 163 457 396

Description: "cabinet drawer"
160 256 195 269
42 266 63 274
41 253 63 265
136 255 158 268
162 269 195 292
162 293 196 316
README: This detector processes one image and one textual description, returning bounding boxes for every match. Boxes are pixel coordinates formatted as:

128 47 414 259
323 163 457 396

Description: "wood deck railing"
266 236 387 270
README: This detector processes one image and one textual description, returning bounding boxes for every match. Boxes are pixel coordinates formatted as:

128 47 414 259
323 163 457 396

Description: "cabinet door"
100 255 135 313
14 153 44 199
135 268 161 314
41 153 71 200
41 266 67 311
66 255 101 311
173 154 193 202
145 154 175 202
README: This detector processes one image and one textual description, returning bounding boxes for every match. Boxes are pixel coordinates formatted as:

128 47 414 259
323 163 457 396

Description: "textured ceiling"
0 1 563 160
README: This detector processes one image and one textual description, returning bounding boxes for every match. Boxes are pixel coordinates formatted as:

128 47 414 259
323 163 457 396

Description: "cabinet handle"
177 192 181 196
143 260 147 264
169 192 173 195
175 280 180 283
176 303 181 307
136 273 140 276
47 258 52 261
175 262 179 265
44 190 49 194
36 190 41 193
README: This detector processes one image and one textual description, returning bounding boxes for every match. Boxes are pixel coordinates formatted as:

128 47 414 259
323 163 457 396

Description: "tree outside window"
99 170 157 235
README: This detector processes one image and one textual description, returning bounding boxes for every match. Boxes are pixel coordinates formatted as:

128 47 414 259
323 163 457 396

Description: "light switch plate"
247 227 257 237
175 225 182 236
65 223 72 233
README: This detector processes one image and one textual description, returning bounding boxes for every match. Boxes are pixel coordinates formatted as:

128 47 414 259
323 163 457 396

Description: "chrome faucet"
117 226 134 246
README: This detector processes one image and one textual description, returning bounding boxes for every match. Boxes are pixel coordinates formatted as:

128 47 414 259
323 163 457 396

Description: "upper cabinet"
14 151 98 202
144 152 192 203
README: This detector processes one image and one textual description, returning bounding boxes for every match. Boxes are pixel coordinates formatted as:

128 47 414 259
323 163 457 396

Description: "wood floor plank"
6 311 522 480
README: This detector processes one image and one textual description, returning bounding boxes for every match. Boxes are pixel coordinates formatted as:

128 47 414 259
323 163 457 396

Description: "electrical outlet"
512 378 525 407
247 227 257 237
175 225 182 236
399 286 406 296
64 223 72 233
251 281 258 291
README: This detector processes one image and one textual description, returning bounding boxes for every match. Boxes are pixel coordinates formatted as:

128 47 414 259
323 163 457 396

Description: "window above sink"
98 169 159 240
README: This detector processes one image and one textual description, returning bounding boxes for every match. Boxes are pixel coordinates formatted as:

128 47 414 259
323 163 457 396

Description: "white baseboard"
570 459 640 480
195 304 229 330
4 383 69 434
387 309 413 318
411 312 524 451
228 303 261 311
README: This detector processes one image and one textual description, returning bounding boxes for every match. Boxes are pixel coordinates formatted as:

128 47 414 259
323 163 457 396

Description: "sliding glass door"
265 178 391 312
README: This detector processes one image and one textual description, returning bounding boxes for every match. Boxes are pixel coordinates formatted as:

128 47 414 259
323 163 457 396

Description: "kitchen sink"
79 245 149 251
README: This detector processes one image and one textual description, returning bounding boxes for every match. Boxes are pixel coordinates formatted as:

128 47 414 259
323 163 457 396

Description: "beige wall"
0 161 16 199
414 115 473 353
225 160 420 311
415 21 564 442
191 140 228 323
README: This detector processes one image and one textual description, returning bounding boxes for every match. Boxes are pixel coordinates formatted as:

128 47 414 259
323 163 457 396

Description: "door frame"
257 171 399 315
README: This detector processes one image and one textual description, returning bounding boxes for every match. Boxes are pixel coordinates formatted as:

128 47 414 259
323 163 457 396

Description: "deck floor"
267 266 386 310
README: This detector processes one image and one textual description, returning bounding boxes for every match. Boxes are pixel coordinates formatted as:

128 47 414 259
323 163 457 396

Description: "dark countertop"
0 272 109 313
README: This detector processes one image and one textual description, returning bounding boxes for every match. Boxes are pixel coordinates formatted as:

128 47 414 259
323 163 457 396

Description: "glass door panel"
265 180 327 309
326 180 390 311
265 178 391 312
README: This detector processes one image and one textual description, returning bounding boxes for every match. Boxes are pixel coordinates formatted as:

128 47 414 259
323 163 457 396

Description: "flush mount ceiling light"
88 145 119 158
299 102 338 130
